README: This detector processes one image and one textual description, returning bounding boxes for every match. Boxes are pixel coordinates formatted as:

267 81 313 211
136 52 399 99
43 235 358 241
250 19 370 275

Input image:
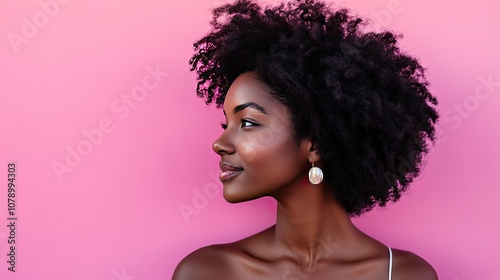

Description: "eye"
220 122 228 130
241 119 259 128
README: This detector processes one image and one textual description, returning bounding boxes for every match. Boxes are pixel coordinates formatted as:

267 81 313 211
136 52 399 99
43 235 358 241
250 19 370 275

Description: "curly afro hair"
189 0 439 216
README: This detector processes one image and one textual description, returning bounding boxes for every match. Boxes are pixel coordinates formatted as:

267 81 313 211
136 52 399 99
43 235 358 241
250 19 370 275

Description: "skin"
173 71 438 280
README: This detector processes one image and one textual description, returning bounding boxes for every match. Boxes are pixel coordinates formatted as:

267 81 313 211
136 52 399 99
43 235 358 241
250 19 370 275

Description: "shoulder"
172 227 275 279
392 248 438 280
172 244 238 280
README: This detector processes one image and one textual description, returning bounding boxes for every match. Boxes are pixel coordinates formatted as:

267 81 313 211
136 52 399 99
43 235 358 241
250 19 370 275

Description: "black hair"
189 0 439 216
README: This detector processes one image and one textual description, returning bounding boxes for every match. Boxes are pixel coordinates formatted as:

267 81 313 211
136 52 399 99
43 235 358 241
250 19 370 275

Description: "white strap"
388 246 393 280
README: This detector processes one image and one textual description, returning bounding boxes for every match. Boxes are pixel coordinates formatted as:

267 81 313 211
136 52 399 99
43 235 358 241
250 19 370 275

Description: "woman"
174 0 439 279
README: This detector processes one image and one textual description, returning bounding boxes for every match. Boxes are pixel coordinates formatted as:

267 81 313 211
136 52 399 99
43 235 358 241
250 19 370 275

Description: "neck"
272 182 362 265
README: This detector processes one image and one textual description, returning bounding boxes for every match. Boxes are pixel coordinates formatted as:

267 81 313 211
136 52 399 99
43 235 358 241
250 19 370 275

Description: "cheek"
238 126 291 165
239 142 258 163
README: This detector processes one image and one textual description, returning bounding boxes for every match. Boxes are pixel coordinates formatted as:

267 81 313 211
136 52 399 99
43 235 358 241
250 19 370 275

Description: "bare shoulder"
172 227 274 280
172 244 236 280
392 248 438 280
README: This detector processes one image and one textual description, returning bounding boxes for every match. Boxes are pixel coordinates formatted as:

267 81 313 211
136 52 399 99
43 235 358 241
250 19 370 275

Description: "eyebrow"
223 102 268 116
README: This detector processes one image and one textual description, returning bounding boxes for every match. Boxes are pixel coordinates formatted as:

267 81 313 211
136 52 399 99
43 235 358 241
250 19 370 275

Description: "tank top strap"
387 246 393 280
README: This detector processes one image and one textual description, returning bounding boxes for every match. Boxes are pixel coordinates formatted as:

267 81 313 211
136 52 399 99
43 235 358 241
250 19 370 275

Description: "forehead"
223 72 277 112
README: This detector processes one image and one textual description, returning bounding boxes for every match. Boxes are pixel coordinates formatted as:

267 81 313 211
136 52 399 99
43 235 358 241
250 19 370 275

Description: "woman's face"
212 71 311 203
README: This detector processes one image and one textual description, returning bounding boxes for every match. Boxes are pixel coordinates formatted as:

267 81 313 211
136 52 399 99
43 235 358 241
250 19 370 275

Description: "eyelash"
220 119 258 130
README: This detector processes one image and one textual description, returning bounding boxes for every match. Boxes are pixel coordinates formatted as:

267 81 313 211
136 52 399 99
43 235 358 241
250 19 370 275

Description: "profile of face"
212 71 314 203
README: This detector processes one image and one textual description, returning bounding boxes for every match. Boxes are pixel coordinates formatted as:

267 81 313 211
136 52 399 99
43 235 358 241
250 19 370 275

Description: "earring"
308 162 323 185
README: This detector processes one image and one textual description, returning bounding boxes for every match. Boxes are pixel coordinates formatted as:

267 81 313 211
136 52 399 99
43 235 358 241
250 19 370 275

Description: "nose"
212 131 235 155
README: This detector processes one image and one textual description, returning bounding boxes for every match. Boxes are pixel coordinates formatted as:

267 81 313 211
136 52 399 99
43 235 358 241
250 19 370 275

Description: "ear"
305 140 321 164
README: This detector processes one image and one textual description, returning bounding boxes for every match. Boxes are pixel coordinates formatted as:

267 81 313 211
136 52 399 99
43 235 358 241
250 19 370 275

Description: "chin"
222 187 240 203
222 191 247 204
222 188 261 204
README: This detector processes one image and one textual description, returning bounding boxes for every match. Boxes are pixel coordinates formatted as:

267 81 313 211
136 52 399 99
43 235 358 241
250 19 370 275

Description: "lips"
218 161 243 182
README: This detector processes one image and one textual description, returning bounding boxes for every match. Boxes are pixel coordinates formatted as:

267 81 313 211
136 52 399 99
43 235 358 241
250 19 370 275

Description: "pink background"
0 0 499 279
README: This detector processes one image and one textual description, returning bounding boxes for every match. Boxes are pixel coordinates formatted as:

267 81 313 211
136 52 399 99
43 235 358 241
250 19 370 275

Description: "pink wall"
0 0 498 279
